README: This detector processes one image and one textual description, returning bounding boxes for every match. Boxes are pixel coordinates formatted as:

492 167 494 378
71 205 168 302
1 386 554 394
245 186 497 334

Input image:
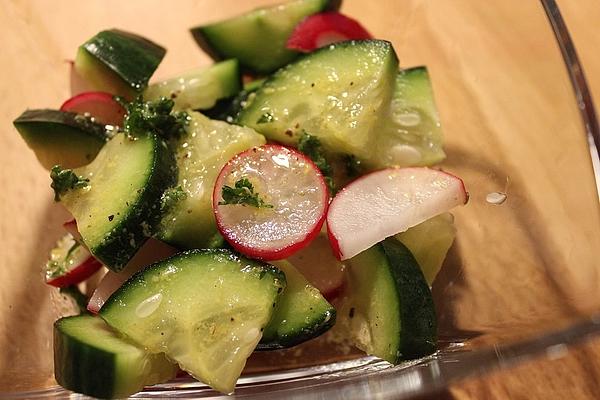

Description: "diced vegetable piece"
75 29 166 98
157 112 265 249
327 167 467 260
287 12 372 52
373 66 446 168
259 261 335 349
213 144 329 260
395 213 456 285
343 238 436 363
60 91 126 126
144 59 242 111
100 250 285 394
58 131 175 271
286 232 345 300
202 78 266 123
54 315 177 399
190 0 339 74
243 78 266 92
45 234 103 287
88 238 178 314
62 219 82 243
236 40 398 163
13 109 109 169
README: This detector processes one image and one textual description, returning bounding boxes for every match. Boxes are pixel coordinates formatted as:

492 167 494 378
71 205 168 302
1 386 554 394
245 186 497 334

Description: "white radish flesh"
327 167 467 260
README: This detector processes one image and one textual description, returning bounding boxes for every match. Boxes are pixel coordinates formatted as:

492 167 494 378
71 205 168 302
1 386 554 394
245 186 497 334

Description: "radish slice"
213 144 329 260
286 233 345 300
87 238 178 314
286 12 372 53
63 219 82 243
45 234 103 288
327 167 468 260
60 91 126 127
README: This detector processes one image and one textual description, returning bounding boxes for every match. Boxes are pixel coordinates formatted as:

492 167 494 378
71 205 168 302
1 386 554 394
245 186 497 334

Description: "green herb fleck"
123 96 189 140
219 178 273 208
161 185 187 212
50 166 89 202
297 132 335 193
59 286 88 314
257 112 274 124
343 154 362 178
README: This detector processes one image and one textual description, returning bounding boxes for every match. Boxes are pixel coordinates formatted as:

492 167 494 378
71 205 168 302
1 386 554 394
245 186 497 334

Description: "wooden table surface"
449 1 600 399
1 0 600 398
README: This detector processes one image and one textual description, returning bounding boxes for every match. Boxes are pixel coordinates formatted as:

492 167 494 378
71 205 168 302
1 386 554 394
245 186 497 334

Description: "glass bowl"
1 0 599 398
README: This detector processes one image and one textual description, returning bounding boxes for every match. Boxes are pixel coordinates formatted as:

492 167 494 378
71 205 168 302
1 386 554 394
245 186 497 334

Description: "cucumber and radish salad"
13 0 469 397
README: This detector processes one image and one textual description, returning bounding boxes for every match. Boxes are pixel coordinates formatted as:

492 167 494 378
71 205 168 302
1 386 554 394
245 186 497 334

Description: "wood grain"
448 1 600 399
1 0 599 398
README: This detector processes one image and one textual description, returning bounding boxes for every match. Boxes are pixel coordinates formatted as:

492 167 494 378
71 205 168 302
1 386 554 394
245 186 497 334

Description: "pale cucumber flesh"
100 250 285 393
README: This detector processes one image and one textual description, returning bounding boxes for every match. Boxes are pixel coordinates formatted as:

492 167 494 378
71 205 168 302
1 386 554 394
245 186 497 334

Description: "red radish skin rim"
326 167 468 261
326 223 343 261
59 91 126 126
63 218 78 234
46 256 103 288
213 144 330 261
287 12 373 52
63 219 85 244
60 91 117 112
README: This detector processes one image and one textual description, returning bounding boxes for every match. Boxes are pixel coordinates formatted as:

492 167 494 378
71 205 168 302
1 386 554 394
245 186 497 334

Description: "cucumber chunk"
395 213 456 285
191 0 339 74
243 78 267 92
203 78 266 123
100 250 285 394
75 29 166 98
259 261 336 349
157 112 265 249
344 238 436 363
144 59 242 111
54 315 177 399
13 109 109 169
61 132 175 271
374 66 446 168
236 40 399 162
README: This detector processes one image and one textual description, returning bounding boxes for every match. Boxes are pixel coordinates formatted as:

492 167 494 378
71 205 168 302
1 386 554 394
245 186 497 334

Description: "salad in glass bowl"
12 0 468 397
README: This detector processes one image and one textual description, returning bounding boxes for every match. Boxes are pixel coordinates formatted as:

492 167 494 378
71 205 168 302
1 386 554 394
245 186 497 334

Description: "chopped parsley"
297 132 335 193
50 166 89 202
122 96 189 140
161 185 187 212
219 178 273 208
